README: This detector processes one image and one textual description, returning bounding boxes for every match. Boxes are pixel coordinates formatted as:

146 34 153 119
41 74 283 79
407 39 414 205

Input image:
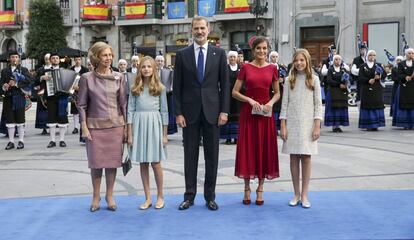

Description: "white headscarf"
268 51 279 64
405 48 414 66
366 50 376 68
227 51 238 58
228 51 238 70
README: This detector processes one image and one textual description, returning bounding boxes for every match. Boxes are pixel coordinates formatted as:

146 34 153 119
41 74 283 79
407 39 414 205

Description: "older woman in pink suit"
78 42 127 212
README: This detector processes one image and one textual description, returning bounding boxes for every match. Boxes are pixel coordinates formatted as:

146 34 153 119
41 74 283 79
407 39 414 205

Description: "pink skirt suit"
77 71 127 169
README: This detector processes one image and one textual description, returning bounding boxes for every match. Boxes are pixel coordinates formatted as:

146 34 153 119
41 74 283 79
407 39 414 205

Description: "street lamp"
249 0 268 35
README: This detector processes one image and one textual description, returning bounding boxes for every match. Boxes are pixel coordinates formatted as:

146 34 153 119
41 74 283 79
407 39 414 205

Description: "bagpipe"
402 33 409 54
356 34 368 60
384 49 396 64
328 45 334 66
3 69 32 111
373 64 386 89
340 63 351 94
278 66 287 79
13 72 33 111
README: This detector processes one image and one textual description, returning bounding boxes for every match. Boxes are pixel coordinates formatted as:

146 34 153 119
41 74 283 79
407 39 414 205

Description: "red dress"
234 63 280 180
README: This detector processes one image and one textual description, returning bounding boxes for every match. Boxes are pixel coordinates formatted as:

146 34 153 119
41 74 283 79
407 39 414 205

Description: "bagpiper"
0 51 32 150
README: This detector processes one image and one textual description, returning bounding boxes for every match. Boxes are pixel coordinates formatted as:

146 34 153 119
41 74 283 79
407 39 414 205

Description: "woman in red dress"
232 36 280 205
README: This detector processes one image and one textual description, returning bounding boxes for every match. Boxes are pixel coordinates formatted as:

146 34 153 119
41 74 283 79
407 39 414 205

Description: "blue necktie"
197 47 204 84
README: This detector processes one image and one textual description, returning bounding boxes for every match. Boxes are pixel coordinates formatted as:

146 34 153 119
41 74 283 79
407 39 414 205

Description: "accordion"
46 69 80 96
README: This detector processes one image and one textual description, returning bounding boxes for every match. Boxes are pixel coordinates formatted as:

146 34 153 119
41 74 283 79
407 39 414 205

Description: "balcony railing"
82 4 112 21
118 1 162 20
0 11 22 29
215 0 249 14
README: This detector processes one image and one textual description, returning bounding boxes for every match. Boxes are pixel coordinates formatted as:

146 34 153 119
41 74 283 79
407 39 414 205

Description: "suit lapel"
204 46 215 81
186 45 198 79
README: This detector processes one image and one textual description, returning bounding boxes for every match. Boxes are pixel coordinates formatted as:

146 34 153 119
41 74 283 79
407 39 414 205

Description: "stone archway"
2 38 17 53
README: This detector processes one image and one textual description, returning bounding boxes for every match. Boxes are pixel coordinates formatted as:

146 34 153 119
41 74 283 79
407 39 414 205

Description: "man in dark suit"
173 16 230 211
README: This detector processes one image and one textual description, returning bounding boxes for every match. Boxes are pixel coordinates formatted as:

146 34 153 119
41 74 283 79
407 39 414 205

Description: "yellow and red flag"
83 5 110 20
0 11 15 25
224 0 249 13
125 2 146 19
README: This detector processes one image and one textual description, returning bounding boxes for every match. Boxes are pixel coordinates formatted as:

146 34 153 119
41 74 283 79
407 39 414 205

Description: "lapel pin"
213 52 216 55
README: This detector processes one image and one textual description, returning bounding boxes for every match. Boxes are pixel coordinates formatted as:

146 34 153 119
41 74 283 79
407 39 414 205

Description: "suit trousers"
183 111 219 202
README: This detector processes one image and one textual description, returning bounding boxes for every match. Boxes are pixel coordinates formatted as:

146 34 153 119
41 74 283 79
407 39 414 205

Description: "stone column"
337 0 357 63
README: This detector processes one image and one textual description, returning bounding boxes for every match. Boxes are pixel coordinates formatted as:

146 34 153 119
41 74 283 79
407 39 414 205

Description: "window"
367 22 399 64
302 27 335 40
4 0 14 11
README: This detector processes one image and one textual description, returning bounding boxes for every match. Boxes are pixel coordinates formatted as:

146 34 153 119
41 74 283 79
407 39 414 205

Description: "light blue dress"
127 85 168 163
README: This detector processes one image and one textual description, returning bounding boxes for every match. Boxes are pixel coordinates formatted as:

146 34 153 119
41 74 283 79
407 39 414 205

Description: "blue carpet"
0 190 413 240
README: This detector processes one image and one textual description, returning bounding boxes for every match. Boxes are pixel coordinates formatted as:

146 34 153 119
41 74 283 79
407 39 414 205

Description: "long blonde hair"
289 48 314 91
131 56 164 96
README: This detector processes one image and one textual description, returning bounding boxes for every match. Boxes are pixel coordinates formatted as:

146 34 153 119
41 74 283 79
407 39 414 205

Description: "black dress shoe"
178 200 194 210
47 141 56 148
72 128 79 134
225 139 231 145
5 142 14 150
17 141 24 149
41 129 48 135
206 200 219 211
59 141 67 147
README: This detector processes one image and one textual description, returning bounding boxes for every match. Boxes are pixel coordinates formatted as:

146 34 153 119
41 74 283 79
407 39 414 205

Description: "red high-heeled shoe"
242 188 251 205
255 189 264 205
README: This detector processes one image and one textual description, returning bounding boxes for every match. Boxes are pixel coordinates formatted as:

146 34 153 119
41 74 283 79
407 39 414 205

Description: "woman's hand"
312 125 321 141
263 103 273 114
127 134 133 146
163 135 168 147
280 126 288 141
368 79 375 85
123 127 128 143
248 98 261 112
340 84 347 89
82 126 92 141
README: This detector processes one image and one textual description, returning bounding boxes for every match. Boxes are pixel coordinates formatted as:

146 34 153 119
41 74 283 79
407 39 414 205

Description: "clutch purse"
122 145 132 176
251 105 272 117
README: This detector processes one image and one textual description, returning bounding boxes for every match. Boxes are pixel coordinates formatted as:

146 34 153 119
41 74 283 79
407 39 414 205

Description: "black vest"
327 66 348 108
358 63 385 109
397 60 414 109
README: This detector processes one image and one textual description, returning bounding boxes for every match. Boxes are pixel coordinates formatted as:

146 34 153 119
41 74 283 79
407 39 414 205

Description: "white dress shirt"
194 42 208 74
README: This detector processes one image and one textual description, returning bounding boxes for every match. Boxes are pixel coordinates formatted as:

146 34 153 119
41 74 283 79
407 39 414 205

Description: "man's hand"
2 83 10 91
176 115 186 128
41 75 50 81
9 80 16 87
369 79 375 85
218 113 228 126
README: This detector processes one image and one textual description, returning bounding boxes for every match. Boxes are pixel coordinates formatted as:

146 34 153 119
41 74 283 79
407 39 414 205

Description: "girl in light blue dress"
127 56 168 210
